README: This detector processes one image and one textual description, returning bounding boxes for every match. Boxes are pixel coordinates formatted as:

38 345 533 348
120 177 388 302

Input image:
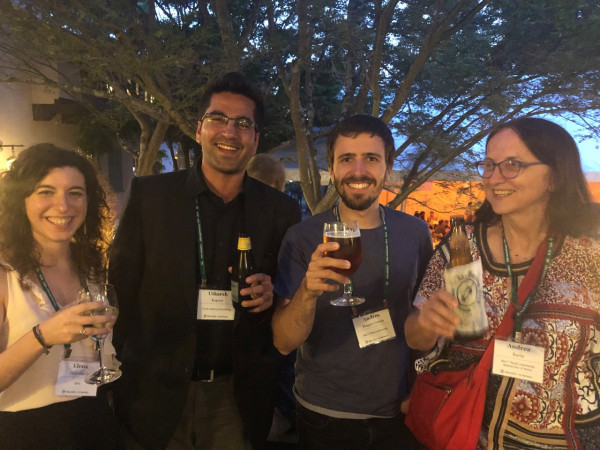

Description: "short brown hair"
326 115 395 168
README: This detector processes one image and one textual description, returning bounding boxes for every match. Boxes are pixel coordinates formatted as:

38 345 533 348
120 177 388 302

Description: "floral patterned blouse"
414 223 600 449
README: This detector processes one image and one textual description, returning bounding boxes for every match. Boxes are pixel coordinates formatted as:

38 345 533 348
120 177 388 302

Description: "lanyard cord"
333 204 390 307
501 231 554 335
34 267 90 358
195 198 208 288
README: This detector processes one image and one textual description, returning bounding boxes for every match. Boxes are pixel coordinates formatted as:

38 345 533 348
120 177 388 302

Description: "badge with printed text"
352 308 396 348
55 360 100 396
492 339 544 383
197 289 235 320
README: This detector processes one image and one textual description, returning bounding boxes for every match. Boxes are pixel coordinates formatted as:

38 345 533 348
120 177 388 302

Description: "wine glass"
323 221 364 306
83 283 122 385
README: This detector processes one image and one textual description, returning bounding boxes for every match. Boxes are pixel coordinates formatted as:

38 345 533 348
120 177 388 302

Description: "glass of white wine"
83 283 121 385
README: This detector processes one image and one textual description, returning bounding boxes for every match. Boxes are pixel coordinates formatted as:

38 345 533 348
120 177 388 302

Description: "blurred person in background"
247 152 298 444
247 153 287 192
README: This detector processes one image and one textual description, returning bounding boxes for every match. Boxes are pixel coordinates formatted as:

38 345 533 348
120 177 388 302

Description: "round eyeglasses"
201 112 256 132
476 159 546 179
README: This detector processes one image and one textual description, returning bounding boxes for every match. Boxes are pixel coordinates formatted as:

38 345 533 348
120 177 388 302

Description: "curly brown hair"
0 143 113 286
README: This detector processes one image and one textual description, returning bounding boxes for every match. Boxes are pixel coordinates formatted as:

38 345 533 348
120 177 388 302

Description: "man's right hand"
304 242 351 298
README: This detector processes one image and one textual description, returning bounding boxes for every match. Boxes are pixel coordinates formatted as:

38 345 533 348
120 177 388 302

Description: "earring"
82 221 87 236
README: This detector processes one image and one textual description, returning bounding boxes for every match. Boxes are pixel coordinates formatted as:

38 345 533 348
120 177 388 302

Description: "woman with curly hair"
0 144 118 448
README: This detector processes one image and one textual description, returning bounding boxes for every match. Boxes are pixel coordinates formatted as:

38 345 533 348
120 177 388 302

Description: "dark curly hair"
0 143 113 286
475 117 599 236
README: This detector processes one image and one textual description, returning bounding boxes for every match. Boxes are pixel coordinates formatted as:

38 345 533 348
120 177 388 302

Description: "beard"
335 175 384 211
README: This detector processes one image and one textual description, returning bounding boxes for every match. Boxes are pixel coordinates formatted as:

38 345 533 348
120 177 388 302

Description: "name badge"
197 289 235 320
492 339 544 383
55 360 100 397
352 309 396 348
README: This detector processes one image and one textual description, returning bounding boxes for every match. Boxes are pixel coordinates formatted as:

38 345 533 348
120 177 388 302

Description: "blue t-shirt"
274 206 432 417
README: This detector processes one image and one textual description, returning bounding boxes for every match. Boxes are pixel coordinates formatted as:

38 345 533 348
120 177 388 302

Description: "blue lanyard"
333 204 390 307
34 267 89 359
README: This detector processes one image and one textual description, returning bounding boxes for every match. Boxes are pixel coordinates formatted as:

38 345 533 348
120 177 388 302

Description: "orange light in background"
6 148 16 170
0 143 24 171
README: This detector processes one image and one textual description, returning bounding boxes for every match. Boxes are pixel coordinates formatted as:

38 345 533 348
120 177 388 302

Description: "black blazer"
109 165 301 449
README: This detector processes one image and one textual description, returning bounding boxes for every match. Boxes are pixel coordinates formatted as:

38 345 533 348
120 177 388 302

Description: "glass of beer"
323 221 364 306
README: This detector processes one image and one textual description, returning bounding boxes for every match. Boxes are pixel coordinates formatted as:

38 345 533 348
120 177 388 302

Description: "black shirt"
194 167 245 372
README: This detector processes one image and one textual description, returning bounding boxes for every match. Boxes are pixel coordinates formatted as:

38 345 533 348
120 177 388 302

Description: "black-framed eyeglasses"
476 158 546 179
201 112 256 132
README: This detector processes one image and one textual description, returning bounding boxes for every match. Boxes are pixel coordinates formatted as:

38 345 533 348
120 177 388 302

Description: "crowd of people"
415 210 476 246
0 72 598 450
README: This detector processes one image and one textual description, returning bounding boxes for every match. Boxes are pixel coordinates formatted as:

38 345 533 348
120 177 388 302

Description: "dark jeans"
296 403 418 450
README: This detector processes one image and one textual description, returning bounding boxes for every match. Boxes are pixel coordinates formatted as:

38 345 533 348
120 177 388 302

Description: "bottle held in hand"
444 216 488 340
231 234 256 311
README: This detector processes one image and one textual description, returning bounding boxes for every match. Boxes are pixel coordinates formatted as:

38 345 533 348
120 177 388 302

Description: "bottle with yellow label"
231 234 255 311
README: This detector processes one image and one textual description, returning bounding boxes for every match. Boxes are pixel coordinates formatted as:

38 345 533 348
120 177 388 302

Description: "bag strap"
479 236 552 369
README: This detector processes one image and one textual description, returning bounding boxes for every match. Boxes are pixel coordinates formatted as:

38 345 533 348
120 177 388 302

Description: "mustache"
341 176 376 185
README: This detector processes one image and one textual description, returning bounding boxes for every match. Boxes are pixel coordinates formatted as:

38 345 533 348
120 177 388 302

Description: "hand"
304 242 351 298
38 301 116 346
416 289 460 340
240 273 274 313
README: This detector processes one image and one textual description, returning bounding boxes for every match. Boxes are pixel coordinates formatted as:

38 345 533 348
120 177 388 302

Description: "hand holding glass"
82 284 121 385
323 221 364 306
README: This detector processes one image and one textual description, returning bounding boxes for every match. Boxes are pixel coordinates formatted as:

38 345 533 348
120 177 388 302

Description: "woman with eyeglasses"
405 117 600 448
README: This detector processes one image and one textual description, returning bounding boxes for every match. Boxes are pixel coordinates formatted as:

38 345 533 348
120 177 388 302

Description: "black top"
194 166 245 371
109 158 302 449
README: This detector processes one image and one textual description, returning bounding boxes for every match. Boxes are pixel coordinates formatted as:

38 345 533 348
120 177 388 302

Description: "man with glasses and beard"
272 115 432 449
110 72 301 449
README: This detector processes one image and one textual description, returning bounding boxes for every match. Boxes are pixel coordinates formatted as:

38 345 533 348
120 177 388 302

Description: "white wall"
0 81 78 169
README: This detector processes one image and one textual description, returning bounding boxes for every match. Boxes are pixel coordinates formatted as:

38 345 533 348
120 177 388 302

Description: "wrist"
32 324 52 355
300 279 320 303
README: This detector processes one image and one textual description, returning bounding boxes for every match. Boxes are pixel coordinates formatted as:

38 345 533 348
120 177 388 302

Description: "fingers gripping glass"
201 112 256 131
476 159 546 179
323 221 365 307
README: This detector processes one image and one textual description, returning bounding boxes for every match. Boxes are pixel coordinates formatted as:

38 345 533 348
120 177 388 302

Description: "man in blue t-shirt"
273 115 433 449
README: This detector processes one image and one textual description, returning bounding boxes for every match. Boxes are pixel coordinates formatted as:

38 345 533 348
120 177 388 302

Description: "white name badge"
352 309 396 349
492 339 545 384
55 360 100 397
197 289 235 320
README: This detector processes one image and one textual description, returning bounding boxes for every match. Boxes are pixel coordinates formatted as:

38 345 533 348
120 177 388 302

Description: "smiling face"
483 128 553 220
196 91 260 175
25 166 87 248
329 133 391 211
